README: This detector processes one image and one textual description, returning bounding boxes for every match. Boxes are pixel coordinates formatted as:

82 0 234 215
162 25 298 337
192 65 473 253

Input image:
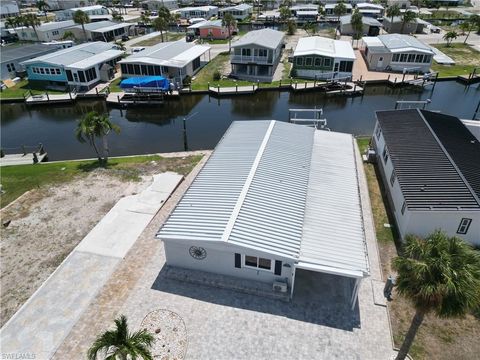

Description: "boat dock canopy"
157 120 370 279
120 76 169 90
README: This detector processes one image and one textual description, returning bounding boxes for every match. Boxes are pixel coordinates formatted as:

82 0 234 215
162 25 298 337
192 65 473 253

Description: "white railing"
231 55 272 64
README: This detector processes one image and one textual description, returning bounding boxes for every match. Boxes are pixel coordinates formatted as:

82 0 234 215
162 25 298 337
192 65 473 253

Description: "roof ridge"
417 109 480 206
221 120 276 243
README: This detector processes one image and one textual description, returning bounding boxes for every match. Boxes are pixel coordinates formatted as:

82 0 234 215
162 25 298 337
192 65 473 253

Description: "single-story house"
45 0 88 10
119 41 210 83
176 6 218 19
361 34 433 72
187 20 235 40
21 42 124 90
157 120 370 305
293 36 356 80
230 28 284 82
1 44 62 80
383 16 426 34
387 0 411 9
339 15 382 36
55 5 109 21
218 4 253 20
143 0 179 11
325 3 353 17
15 20 75 42
372 109 480 246
0 1 19 19
355 3 384 18
290 5 318 22
69 20 132 42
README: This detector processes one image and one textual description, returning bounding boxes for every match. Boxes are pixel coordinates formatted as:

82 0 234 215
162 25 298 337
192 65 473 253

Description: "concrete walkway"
0 172 183 359
429 46 455 65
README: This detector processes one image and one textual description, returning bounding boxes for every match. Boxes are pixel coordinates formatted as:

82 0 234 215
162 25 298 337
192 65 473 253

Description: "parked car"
122 35 130 41
430 26 441 33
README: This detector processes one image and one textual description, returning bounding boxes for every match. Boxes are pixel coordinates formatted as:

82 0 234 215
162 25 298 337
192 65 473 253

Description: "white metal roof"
220 4 252 11
119 41 210 68
157 121 370 278
298 131 369 278
356 3 384 9
294 36 356 60
378 34 433 54
187 19 223 29
232 28 284 50
68 49 124 69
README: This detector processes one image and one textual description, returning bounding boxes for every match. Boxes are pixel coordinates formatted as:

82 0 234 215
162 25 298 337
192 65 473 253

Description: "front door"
377 56 384 69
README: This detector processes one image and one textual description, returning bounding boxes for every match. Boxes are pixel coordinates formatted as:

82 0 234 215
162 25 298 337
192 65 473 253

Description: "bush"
287 20 297 35
183 75 192 86
290 68 297 78
213 70 221 81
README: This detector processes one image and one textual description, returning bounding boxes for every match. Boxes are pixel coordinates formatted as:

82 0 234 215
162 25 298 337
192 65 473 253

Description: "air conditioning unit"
273 280 287 293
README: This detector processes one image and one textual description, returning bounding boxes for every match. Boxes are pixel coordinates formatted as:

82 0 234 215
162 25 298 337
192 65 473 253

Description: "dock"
106 91 180 106
208 85 258 95
25 92 77 105
0 144 48 166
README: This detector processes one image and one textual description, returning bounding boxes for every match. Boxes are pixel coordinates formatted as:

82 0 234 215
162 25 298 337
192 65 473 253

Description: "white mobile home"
218 4 253 20
176 6 218 19
15 20 75 42
56 5 109 21
157 120 370 305
362 34 433 73
372 109 480 246
0 1 20 19
69 20 132 42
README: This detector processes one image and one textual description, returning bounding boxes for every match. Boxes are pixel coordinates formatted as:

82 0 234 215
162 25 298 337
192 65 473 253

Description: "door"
377 56 384 69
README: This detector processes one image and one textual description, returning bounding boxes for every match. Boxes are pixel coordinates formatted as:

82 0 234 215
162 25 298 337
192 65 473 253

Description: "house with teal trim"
292 36 356 80
21 42 124 91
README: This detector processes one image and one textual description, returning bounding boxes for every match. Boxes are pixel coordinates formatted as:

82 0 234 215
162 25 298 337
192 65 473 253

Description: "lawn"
0 79 65 100
108 78 123 92
0 154 203 208
356 137 480 360
134 32 185 46
431 43 480 77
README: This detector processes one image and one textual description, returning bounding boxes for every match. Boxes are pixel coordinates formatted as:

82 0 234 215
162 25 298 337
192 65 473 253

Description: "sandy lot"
0 155 203 327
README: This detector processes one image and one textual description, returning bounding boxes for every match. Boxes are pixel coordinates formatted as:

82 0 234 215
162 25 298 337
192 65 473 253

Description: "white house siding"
296 68 352 80
373 121 480 246
163 239 295 286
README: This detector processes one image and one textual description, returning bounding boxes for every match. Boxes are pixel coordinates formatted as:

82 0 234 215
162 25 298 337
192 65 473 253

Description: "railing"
231 55 273 64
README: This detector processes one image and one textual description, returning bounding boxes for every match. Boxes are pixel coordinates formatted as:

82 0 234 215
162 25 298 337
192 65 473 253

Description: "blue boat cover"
120 76 169 90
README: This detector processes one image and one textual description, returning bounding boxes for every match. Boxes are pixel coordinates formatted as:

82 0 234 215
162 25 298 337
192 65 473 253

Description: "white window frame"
382 146 389 164
457 218 472 235
242 254 273 272
401 201 406 215
390 169 396 187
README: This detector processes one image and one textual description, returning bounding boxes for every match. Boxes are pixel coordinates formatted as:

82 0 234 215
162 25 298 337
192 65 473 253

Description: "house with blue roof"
21 42 124 91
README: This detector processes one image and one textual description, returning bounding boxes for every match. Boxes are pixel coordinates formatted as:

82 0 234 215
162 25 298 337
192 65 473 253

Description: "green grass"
0 154 203 208
108 78 123 92
431 43 480 77
0 79 65 100
134 32 185 46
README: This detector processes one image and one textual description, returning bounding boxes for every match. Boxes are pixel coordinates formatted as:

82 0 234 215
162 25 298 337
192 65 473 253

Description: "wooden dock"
25 92 77 105
106 91 179 106
0 152 48 166
208 85 258 95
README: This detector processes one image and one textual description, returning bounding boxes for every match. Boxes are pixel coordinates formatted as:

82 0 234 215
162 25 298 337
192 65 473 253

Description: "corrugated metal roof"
376 109 480 210
1 44 55 63
378 34 433 54
232 28 284 50
340 15 381 26
294 36 356 60
299 131 369 277
158 121 370 278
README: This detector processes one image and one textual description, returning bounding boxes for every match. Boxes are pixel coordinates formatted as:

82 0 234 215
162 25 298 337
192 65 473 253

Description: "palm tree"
73 10 90 41
88 315 154 360
222 13 237 53
61 30 76 40
400 10 417 34
5 17 18 34
386 4 401 28
393 231 480 360
279 6 290 22
153 17 169 43
133 0 140 10
23 14 41 41
36 0 50 20
111 10 124 22
443 30 458 46
462 15 479 44
333 2 347 22
351 9 363 45
75 111 120 164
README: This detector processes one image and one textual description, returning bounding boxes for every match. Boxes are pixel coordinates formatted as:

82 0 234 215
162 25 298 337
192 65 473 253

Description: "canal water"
1 81 478 161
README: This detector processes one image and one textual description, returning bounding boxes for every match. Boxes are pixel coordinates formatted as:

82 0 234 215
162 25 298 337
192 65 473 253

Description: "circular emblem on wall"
189 246 207 260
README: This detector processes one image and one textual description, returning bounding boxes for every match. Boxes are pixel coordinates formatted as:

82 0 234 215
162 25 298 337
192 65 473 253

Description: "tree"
351 9 363 44
73 10 90 41
333 2 347 22
400 10 417 34
464 14 480 44
75 111 120 164
286 19 296 35
88 315 154 360
302 22 317 36
23 14 41 41
471 14 480 33
133 0 140 10
61 30 76 40
152 7 171 43
393 231 480 360
443 30 458 46
140 11 151 26
5 17 18 33
36 0 50 20
222 13 237 53
386 4 401 28
279 6 290 22
111 10 124 22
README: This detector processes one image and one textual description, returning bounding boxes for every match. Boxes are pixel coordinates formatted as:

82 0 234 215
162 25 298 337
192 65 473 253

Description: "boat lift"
288 108 330 130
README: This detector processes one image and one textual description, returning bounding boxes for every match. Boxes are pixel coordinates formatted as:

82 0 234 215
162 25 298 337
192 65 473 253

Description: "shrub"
183 75 192 86
213 70 221 81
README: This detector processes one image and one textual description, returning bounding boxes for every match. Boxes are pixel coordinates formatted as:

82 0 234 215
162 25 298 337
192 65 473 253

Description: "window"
40 68 45 74
415 54 423 63
244 255 272 271
296 57 304 66
390 170 396 187
52 30 59 36
133 64 140 75
121 63 127 74
376 125 382 139
324 58 332 67
400 54 407 62
258 49 267 57
457 218 472 235
401 201 406 215
66 69 73 81
55 68 61 75
407 54 415 63
392 54 400 62
382 146 389 163
339 61 353 72
314 57 321 67
78 70 85 83
305 57 313 66
241 48 251 56
6 64 11 72
423 55 431 63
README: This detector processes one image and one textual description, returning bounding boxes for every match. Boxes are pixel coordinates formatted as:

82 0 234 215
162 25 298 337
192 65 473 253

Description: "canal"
1 81 479 161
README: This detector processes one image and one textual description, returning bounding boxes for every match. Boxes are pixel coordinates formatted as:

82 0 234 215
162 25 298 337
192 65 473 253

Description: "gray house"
383 16 426 34
339 15 382 36
230 28 284 82
157 120 370 306
372 109 480 246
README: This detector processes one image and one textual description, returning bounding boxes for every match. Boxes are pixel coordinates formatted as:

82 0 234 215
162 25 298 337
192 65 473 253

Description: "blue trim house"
21 42 124 91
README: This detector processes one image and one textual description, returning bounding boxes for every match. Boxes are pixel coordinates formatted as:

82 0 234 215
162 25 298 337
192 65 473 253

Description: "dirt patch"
0 156 202 327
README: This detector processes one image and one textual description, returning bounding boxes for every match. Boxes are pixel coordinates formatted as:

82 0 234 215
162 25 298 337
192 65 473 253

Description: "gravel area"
141 309 187 359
